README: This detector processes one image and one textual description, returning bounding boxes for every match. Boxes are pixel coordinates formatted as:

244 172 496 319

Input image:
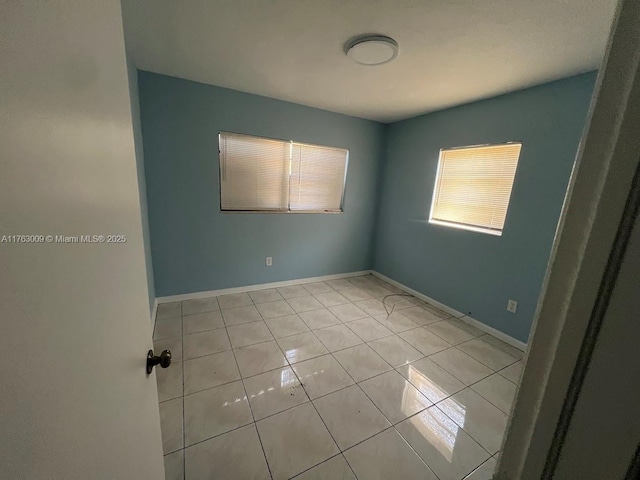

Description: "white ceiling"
122 0 617 123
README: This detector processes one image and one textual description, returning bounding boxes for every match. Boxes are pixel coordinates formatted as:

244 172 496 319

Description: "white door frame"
497 0 640 477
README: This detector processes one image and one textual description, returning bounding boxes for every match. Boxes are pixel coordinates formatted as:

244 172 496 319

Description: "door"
0 1 164 478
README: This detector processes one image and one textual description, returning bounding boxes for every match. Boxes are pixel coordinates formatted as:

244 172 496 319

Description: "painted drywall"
374 72 597 343
139 71 385 296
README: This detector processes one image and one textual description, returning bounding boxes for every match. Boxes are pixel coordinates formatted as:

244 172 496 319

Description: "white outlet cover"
507 299 518 313
266 257 272 266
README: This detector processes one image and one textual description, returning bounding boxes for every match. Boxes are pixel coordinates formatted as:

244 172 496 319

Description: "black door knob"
146 349 172 374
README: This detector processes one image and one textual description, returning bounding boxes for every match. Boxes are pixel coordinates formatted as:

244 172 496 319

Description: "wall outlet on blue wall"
266 257 273 266
507 299 518 313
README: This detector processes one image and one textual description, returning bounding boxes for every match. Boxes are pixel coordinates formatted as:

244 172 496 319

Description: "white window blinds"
219 132 348 212
290 143 348 211
429 143 522 236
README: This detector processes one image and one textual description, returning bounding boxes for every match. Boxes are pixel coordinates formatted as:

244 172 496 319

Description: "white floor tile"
182 296 219 316
397 406 490 480
359 370 432 424
400 306 444 326
156 361 183 402
182 311 224 335
183 329 231 360
221 305 262 326
480 335 525 360
303 281 334 295
287 295 325 313
163 450 184 480
257 403 339 480
325 278 355 291
359 284 393 298
234 340 288 378
344 428 437 480
277 332 329 364
314 291 350 307
293 354 354 399
277 285 309 299
457 337 519 370
354 298 388 316
396 357 465 403
264 314 310 338
374 311 419 333
399 327 452 356
159 398 183 454
437 388 508 454
154 317 182 340
157 301 181 320
154 337 182 362
430 348 493 385
333 344 392 382
293 454 355 479
183 350 240 395
368 335 423 367
471 373 517 414
345 317 393 342
314 385 390 450
499 361 523 384
426 320 478 345
217 292 253 309
298 308 342 330
184 380 253 446
314 324 363 352
185 424 270 480
243 366 309 420
227 321 273 348
255 299 295 319
328 303 369 322
248 288 284 304
154 277 524 480
464 457 497 479
340 287 373 302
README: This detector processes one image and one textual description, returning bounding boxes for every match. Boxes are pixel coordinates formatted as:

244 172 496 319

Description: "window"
429 142 522 236
218 132 348 213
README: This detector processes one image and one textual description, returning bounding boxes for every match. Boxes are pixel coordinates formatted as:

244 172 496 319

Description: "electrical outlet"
507 299 518 313
265 256 272 266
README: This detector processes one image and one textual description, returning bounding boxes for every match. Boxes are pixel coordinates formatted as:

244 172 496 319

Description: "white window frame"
428 142 522 236
218 131 349 214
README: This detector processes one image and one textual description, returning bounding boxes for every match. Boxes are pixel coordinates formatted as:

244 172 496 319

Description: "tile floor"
154 274 524 480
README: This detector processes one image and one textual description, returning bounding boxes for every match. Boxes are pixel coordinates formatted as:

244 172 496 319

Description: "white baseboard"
372 271 527 352
156 270 373 303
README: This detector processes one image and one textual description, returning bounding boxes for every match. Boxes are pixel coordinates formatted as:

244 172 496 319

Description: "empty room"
3 1 640 480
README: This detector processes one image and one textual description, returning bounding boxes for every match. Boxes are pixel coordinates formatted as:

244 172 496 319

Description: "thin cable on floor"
381 293 469 321
381 293 415 316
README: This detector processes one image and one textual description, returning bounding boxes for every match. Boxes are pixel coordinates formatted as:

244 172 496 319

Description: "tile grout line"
161 276 513 478
227 294 275 480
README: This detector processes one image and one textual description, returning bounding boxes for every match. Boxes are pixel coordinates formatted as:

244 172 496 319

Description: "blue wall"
374 72 597 342
138 72 385 297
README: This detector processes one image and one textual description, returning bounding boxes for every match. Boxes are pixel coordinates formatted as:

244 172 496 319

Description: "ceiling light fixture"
345 34 399 66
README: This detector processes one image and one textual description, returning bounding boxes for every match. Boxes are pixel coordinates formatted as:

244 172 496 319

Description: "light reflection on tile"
396 357 465 403
244 366 309 420
292 354 354 399
359 370 432 424
397 406 490 480
276 332 329 364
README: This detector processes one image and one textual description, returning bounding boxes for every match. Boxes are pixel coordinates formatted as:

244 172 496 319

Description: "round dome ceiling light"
345 35 399 66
